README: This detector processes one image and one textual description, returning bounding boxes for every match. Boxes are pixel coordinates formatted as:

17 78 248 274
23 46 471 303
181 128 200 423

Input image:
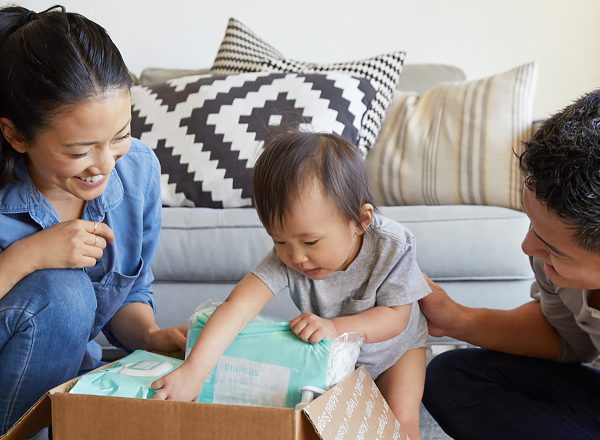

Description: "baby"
152 129 431 438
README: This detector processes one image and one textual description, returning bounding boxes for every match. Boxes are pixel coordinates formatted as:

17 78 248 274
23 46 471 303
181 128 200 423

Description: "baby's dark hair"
0 5 132 188
519 89 600 252
252 128 375 233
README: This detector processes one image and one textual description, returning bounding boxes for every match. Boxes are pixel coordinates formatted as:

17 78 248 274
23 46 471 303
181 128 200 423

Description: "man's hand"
151 362 205 402
419 274 464 338
290 312 338 343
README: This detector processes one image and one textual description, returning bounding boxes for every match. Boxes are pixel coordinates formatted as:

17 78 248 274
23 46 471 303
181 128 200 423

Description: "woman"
0 6 184 434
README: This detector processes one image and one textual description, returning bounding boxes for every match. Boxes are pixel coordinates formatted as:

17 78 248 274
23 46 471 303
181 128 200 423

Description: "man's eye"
304 240 318 246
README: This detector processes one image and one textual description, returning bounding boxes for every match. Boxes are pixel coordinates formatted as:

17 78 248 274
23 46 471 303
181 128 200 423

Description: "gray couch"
97 64 534 358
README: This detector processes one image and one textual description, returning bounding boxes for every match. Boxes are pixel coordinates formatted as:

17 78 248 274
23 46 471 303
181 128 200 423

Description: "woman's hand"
144 325 188 353
419 273 464 338
151 361 205 402
290 312 338 343
25 219 114 270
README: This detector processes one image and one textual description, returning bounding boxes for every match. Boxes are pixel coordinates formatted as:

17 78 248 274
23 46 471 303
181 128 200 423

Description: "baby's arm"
376 347 426 440
291 304 412 343
332 304 412 342
151 273 273 401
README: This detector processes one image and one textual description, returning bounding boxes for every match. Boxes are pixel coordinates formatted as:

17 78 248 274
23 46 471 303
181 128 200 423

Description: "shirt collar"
0 155 123 227
85 167 124 221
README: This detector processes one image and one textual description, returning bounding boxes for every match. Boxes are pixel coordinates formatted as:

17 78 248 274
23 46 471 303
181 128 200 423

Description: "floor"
419 344 457 440
421 404 453 439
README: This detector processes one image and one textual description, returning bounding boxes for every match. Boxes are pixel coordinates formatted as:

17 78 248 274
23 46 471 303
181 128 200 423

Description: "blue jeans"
0 269 96 434
423 348 600 440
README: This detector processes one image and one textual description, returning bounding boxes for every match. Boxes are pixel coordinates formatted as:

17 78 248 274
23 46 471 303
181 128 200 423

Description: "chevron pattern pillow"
210 17 405 157
131 71 377 208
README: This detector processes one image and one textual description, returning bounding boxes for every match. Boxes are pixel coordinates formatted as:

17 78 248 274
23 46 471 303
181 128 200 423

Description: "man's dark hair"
252 128 375 233
520 89 600 252
0 5 132 188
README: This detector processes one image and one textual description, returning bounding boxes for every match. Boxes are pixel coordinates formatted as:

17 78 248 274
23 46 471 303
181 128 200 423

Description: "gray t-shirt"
530 257 600 363
252 213 431 378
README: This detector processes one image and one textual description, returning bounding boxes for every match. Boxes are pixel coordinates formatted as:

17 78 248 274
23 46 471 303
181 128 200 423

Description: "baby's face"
269 180 364 280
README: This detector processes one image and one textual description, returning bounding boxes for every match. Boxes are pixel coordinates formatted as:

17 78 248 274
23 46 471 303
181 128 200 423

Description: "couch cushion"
139 67 211 86
139 64 466 94
367 63 537 211
210 17 405 156
396 64 465 94
153 205 532 282
130 71 376 207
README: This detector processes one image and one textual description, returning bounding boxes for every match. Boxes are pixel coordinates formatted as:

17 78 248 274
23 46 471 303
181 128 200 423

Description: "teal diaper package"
186 303 362 408
69 350 183 399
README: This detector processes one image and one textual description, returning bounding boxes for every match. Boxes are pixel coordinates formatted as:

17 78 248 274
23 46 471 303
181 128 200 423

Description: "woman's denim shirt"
0 138 161 368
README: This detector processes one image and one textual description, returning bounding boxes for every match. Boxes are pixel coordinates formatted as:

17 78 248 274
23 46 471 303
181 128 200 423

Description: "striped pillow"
368 63 537 210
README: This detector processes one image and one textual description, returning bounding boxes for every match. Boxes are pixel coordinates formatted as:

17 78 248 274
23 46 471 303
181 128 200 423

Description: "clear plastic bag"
187 300 363 408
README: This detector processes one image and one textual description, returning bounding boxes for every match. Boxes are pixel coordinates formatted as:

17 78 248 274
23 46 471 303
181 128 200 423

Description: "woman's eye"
115 132 131 142
71 151 91 158
304 240 318 246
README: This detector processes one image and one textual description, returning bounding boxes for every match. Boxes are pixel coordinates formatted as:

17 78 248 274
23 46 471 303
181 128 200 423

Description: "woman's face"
10 88 132 202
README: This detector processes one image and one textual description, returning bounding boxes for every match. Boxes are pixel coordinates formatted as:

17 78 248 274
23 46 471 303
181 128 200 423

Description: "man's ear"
355 203 375 235
0 118 27 153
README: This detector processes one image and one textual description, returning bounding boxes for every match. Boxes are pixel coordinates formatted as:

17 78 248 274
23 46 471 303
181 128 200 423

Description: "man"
420 90 600 440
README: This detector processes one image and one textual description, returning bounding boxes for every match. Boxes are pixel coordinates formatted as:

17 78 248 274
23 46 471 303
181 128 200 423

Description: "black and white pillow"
211 17 406 156
131 72 377 208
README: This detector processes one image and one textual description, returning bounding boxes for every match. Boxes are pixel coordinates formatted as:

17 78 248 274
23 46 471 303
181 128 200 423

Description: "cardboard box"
2 366 406 440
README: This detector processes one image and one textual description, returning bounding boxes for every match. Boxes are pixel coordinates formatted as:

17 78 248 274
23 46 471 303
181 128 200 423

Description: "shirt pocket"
92 257 144 335
341 295 376 316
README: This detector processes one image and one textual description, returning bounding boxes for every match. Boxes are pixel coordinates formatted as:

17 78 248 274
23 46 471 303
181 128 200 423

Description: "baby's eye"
304 240 318 246
273 240 285 245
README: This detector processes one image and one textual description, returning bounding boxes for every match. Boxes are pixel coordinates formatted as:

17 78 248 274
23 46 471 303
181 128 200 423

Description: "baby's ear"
356 203 374 234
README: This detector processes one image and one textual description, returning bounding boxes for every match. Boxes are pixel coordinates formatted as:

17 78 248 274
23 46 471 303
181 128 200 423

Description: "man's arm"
419 275 561 359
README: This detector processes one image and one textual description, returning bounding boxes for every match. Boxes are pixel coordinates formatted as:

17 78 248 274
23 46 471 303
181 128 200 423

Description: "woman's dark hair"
253 128 375 233
520 89 600 252
0 5 132 188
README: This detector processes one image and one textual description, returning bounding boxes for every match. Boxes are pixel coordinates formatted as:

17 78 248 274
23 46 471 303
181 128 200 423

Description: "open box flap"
0 393 50 440
302 366 406 440
0 378 78 440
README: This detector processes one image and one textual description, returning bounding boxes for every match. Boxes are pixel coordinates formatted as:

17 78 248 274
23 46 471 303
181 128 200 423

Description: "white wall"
10 0 600 119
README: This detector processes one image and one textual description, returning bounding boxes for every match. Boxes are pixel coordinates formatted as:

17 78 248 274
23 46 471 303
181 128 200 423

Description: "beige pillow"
367 63 537 210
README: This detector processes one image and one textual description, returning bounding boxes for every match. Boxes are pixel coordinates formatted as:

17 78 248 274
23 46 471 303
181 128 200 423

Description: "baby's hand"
150 362 205 402
290 312 338 343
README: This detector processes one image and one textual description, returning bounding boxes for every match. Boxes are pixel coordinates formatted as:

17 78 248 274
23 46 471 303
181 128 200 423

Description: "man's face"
521 187 600 290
